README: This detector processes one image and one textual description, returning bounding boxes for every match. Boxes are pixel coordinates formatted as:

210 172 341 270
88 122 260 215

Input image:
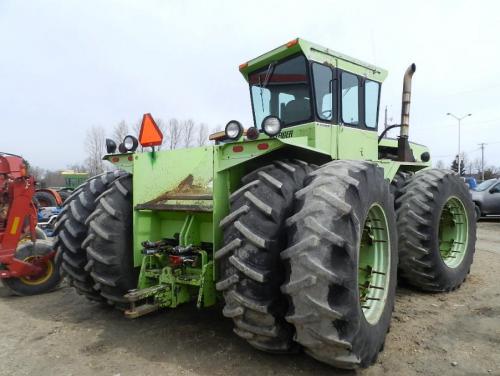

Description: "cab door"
310 62 338 158
337 71 379 161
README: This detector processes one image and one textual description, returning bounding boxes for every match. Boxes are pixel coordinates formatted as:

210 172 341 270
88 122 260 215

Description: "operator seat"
282 98 310 124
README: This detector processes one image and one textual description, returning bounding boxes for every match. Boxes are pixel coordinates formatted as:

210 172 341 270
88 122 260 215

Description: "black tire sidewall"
427 178 475 289
34 191 57 207
351 175 398 365
474 205 481 221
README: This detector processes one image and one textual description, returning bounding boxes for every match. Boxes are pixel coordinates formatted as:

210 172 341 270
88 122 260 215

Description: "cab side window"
312 63 334 121
365 80 380 129
341 72 359 125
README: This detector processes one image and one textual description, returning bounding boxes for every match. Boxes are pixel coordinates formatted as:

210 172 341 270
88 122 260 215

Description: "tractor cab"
226 38 428 163
241 39 386 135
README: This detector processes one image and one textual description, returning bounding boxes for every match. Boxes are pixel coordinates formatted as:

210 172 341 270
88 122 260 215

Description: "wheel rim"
439 196 468 268
19 256 54 285
359 203 391 325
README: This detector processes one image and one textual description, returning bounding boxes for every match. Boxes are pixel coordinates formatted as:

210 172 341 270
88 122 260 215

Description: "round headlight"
246 126 259 140
123 135 139 152
225 120 243 140
261 116 282 136
105 138 117 154
118 143 127 154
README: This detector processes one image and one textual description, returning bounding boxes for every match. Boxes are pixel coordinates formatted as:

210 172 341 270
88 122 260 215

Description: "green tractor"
54 39 476 369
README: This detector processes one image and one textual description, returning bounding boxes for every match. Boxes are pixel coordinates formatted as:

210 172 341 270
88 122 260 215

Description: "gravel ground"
0 221 499 376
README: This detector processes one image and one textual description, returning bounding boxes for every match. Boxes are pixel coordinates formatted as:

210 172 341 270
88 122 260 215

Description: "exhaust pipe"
398 63 416 161
400 63 416 138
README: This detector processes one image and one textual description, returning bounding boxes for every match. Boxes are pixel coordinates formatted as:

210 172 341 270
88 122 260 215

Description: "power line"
435 83 500 98
439 118 500 128
434 146 481 159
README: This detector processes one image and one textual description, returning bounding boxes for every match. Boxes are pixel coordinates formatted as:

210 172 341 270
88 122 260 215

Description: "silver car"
470 178 500 219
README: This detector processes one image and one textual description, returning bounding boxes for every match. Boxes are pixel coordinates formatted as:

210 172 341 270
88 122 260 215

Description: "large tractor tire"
58 190 71 202
216 160 313 353
390 171 412 201
34 191 58 207
85 173 136 307
282 160 397 369
2 240 61 296
53 170 126 301
396 169 476 291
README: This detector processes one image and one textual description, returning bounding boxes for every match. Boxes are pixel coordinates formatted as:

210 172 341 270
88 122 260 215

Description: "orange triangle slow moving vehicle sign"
139 113 164 147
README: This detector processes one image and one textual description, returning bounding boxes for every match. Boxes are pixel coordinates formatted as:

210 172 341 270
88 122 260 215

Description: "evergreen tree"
451 154 465 176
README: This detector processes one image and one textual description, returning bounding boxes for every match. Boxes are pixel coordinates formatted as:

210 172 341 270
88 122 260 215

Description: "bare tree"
168 118 182 150
112 120 129 142
66 163 87 172
465 159 474 175
484 165 500 180
196 123 209 146
181 119 195 148
435 160 445 169
155 118 168 150
206 125 221 146
84 126 106 175
29 165 45 181
133 118 142 136
472 158 483 176
44 170 66 187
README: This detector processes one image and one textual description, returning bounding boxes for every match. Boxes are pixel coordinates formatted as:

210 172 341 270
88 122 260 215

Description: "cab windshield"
249 55 311 128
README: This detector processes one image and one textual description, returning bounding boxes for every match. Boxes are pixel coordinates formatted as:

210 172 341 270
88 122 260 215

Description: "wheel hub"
19 256 54 285
439 196 468 268
359 204 391 325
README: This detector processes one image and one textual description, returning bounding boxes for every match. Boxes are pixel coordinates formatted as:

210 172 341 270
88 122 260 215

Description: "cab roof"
239 38 388 83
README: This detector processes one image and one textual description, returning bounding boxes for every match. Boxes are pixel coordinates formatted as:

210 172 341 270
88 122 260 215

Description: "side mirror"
489 187 500 194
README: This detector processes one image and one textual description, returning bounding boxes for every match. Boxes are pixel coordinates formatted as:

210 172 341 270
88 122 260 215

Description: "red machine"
0 153 60 295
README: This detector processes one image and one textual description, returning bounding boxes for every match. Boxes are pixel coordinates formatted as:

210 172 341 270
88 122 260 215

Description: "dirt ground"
0 221 499 376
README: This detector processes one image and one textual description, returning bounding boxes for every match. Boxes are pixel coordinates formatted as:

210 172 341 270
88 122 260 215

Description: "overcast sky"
1 0 499 170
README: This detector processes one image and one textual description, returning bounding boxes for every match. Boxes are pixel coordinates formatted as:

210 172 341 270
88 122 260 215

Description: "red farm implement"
0 153 60 295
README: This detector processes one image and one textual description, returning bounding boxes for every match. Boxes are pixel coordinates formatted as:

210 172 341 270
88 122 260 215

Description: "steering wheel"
321 109 332 118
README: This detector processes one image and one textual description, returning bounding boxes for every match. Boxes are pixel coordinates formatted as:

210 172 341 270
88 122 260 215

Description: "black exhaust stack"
398 63 416 162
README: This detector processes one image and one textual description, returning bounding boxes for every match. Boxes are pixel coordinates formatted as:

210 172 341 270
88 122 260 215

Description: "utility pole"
447 112 472 175
479 142 486 181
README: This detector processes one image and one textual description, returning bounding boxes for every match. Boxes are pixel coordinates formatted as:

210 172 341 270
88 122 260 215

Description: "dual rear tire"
396 169 476 291
53 171 136 306
218 163 476 369
216 160 313 352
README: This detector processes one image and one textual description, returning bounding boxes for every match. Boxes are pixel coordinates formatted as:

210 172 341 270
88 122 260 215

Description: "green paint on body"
104 38 433 314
